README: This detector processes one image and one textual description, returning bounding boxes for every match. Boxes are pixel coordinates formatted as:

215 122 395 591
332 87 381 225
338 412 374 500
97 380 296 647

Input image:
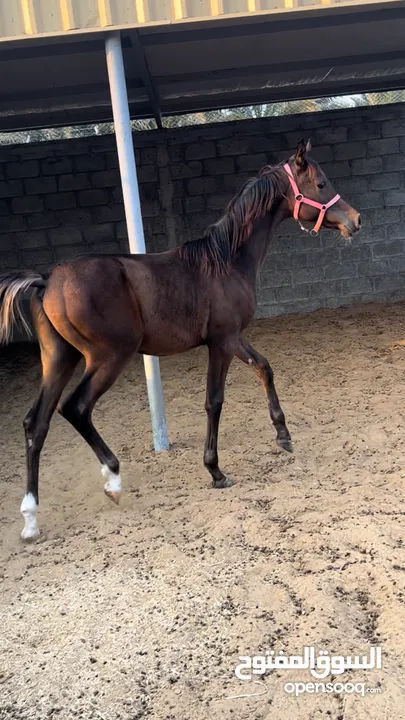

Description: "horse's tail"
0 271 47 345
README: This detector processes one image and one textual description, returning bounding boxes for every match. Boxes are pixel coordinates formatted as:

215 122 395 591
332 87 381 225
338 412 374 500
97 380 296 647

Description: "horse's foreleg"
58 351 133 504
236 338 292 452
204 345 233 488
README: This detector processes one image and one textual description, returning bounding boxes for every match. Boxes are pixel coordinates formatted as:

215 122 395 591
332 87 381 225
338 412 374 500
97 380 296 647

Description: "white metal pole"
105 32 169 452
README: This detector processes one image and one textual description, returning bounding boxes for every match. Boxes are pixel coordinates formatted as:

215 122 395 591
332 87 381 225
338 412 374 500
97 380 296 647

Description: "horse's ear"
306 138 312 153
294 138 309 168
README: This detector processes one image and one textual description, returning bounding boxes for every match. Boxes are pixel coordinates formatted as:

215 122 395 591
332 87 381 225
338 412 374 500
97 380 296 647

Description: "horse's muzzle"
339 211 361 240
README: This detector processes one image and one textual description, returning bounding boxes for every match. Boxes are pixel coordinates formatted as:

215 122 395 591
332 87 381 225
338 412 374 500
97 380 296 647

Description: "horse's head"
284 140 361 240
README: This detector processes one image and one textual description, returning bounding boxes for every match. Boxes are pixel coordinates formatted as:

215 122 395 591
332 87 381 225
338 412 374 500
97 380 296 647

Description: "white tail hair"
0 272 46 345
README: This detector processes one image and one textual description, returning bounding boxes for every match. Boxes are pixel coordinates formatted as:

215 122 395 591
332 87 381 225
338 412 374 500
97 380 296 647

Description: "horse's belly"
138 326 202 357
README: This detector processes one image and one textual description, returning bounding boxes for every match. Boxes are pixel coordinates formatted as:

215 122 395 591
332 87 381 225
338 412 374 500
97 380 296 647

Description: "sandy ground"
2 301 405 720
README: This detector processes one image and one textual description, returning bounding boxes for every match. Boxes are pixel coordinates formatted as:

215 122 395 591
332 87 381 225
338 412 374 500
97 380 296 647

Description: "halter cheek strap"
283 163 340 236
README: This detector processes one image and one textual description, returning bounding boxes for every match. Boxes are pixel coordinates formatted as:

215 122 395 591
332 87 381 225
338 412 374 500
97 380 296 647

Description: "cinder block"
0 180 23 198
381 119 405 137
25 176 57 195
367 138 399 156
187 177 217 195
316 126 348 144
386 189 405 207
374 274 405 292
310 281 341 299
334 142 366 161
185 196 205 213
321 161 350 179
324 263 357 280
49 227 83 246
18 231 48 249
74 154 105 172
237 154 268 172
277 285 310 302
351 157 382 175
46 192 76 211
372 239 405 257
138 165 158 183
92 204 125 222
7 160 39 179
348 122 381 141
369 173 400 191
0 251 20 269
59 174 91 191
21 248 54 266
42 157 72 175
78 189 109 207
82 224 114 244
12 196 44 214
357 260 390 277
204 157 235 175
349 192 384 210
218 138 249 156
170 162 203 180
141 147 157 165
260 269 292 288
293 266 324 284
185 142 216 160
0 215 25 233
59 208 93 226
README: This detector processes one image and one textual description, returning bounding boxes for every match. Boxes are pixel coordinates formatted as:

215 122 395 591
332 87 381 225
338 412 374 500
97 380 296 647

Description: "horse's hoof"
277 437 293 453
104 488 121 505
212 476 234 489
21 527 40 542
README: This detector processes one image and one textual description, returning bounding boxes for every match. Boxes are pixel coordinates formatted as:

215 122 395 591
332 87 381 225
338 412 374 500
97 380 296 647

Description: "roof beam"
0 36 131 62
0 79 145 105
141 4 405 45
130 31 163 129
157 77 405 115
155 48 405 85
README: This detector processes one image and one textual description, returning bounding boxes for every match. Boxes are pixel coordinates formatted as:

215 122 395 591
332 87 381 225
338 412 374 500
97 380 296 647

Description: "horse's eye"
317 181 326 189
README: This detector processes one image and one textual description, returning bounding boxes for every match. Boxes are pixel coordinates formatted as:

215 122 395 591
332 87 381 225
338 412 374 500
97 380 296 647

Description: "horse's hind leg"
236 337 292 452
21 297 81 540
58 349 134 504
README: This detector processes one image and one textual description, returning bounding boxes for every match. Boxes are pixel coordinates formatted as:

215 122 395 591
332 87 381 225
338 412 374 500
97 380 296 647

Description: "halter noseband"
283 163 340 237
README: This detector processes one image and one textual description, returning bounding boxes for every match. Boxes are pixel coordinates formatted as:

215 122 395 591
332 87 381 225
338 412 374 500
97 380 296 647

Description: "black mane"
179 164 285 276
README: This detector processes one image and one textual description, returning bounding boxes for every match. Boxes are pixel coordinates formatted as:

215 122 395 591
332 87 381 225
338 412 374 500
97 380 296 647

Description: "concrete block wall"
1 102 405 319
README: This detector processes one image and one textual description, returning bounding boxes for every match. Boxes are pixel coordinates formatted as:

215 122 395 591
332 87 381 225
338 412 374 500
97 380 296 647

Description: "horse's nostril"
358 215 362 229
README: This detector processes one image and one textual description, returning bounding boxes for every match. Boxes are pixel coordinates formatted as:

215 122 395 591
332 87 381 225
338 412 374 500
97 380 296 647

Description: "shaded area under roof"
1 0 405 132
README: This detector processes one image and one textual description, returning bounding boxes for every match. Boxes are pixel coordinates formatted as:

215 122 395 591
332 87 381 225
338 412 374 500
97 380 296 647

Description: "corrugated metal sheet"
0 0 398 42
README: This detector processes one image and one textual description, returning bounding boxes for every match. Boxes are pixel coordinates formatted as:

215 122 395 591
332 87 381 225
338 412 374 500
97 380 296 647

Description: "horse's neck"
234 201 287 280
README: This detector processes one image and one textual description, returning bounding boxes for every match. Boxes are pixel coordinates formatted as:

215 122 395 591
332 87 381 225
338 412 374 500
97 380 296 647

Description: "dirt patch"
2 301 405 719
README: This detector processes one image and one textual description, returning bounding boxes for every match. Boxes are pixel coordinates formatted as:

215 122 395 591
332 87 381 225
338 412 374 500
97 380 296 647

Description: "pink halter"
283 163 340 236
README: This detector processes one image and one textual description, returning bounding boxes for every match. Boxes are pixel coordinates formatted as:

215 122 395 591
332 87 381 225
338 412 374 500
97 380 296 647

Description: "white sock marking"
20 492 40 540
101 465 122 496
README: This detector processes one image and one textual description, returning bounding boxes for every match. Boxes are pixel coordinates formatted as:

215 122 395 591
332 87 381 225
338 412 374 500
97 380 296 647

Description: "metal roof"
1 0 401 40
0 0 404 132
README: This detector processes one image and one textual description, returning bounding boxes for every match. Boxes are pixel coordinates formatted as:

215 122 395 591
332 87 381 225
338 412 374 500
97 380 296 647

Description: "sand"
2 301 405 719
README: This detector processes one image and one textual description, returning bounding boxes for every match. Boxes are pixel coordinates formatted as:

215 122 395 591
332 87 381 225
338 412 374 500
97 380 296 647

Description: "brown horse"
0 140 360 540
